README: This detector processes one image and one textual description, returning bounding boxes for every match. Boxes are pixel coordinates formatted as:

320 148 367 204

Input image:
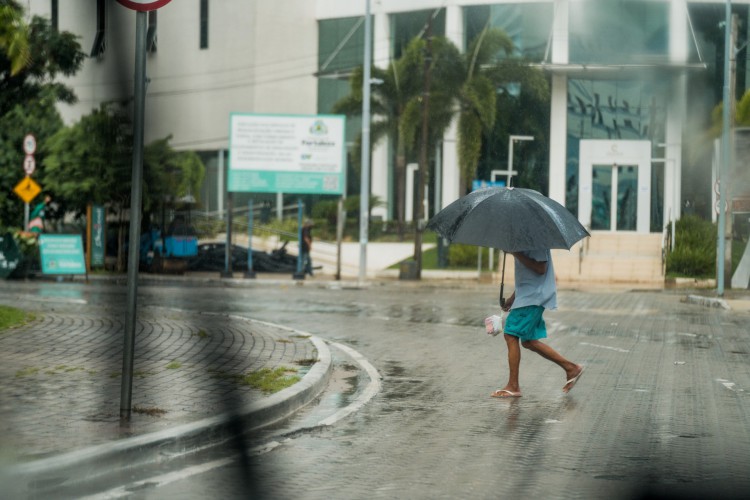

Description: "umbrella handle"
499 251 506 308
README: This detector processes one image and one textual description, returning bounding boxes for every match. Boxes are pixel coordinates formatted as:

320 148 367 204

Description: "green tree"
0 0 30 76
334 35 462 237
480 58 550 193
455 28 514 191
41 103 133 215
0 3 84 229
334 27 550 232
42 103 205 270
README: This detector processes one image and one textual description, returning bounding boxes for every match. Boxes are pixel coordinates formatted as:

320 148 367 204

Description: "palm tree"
456 27 551 194
334 35 462 238
0 0 30 76
335 26 548 238
455 27 514 192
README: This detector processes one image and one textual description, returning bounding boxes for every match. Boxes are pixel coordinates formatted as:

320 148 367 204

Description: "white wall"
41 0 317 152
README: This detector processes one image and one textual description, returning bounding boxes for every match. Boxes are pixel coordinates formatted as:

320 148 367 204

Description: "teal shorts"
504 306 547 341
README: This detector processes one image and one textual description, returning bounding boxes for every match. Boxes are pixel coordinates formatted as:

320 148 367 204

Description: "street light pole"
507 135 534 187
718 0 732 296
358 0 372 284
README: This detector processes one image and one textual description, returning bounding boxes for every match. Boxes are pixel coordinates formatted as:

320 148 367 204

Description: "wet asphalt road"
8 279 750 499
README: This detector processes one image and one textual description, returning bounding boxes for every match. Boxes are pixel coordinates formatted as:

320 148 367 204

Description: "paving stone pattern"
184 286 750 500
0 303 317 461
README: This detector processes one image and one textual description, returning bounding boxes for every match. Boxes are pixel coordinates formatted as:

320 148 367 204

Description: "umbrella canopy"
427 187 589 252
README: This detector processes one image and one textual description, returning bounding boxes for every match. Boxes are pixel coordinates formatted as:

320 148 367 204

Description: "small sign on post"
23 155 35 176
23 134 36 155
13 177 41 204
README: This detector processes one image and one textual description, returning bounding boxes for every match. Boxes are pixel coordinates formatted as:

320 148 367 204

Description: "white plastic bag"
484 313 505 337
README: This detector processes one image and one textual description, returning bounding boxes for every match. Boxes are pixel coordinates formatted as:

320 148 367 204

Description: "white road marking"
318 342 382 427
80 457 234 500
580 342 630 353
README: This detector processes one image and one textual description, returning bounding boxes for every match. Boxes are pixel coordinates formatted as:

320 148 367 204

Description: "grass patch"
295 358 318 366
134 370 156 379
0 305 33 331
15 367 39 377
192 329 210 339
240 367 300 393
389 244 501 270
277 339 293 344
166 361 182 370
209 367 301 393
133 405 167 417
20 365 94 376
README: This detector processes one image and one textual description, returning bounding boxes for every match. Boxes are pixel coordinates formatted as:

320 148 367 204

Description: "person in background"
301 219 314 276
491 249 584 398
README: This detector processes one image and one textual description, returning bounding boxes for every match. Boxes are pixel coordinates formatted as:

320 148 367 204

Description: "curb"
2 334 332 495
683 294 730 310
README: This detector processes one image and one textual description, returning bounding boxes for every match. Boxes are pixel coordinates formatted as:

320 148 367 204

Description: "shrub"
666 215 716 278
447 243 498 268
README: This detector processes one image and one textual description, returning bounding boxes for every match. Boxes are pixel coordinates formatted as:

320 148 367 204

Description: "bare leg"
491 334 522 397
522 340 583 391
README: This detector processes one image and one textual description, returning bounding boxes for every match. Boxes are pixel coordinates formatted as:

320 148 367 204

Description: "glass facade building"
315 1 750 233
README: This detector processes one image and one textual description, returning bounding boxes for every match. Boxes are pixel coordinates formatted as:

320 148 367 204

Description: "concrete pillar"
441 4 463 207
371 10 391 220
667 0 688 222
548 0 569 205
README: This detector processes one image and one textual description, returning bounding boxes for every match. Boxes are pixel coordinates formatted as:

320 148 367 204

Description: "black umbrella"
427 187 589 252
427 187 589 305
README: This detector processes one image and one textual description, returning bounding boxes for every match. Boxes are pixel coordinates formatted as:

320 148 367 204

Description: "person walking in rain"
491 249 584 398
301 219 314 277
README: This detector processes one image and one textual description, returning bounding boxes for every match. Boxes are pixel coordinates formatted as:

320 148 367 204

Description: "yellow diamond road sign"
13 176 42 204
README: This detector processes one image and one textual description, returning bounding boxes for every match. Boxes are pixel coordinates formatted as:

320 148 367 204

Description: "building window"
90 0 106 57
147 10 157 53
200 0 208 49
51 0 58 31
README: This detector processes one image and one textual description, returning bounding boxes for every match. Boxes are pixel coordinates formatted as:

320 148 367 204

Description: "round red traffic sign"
116 0 172 11
23 155 36 175
23 134 36 155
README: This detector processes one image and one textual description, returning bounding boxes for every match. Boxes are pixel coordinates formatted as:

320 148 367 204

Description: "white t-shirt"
511 249 557 310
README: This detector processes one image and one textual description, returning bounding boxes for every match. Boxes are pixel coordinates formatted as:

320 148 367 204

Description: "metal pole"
120 10 147 422
294 199 305 279
336 196 345 280
222 192 233 278
359 0 372 283
718 0 732 296
245 199 256 278
507 138 514 187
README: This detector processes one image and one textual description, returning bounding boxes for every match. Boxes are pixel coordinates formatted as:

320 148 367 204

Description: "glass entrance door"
591 164 638 231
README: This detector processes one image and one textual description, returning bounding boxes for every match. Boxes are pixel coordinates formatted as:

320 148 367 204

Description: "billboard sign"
228 113 346 195
39 234 86 275
90 205 106 268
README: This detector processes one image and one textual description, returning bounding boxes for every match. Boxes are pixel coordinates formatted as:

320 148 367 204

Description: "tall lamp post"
358 0 372 283
507 135 534 187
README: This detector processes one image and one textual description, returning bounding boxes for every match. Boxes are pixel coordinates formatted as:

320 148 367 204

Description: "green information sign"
228 113 346 194
90 205 106 268
39 234 86 275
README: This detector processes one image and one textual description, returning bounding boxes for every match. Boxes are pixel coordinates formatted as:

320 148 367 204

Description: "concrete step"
211 232 665 285
582 232 663 257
